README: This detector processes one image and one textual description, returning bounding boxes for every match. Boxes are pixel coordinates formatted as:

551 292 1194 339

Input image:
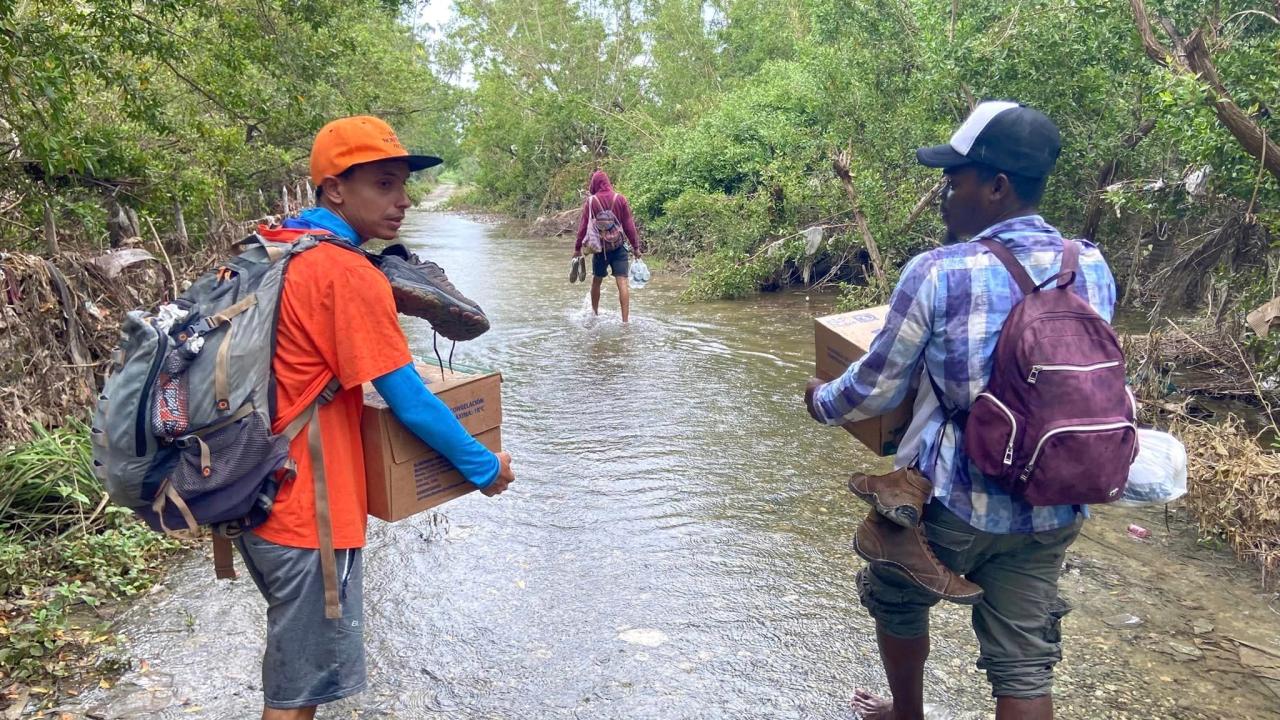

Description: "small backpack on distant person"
962 237 1138 506
589 195 626 252
92 229 351 618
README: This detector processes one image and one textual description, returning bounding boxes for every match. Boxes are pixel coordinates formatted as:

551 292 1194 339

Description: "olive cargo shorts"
858 501 1081 699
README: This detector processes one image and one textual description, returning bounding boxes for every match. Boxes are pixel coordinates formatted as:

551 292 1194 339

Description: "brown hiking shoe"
375 244 490 341
849 467 932 528
852 510 984 605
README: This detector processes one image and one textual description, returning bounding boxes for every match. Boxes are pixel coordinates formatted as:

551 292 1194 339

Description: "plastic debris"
803 225 824 256
1115 429 1188 507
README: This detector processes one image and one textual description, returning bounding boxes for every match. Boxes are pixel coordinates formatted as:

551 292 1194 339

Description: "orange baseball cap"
309 115 442 186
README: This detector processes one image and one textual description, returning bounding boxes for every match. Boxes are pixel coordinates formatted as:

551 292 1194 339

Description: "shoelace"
431 330 456 376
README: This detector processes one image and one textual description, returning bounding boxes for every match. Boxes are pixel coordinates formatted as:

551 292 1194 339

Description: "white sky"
413 0 454 38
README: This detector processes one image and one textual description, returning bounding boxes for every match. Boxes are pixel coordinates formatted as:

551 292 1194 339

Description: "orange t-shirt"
254 242 411 549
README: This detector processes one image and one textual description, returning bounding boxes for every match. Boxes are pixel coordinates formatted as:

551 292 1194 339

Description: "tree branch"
1130 0 1280 183
833 149 887 292
1130 0 1172 66
1183 30 1280 183
1082 118 1158 241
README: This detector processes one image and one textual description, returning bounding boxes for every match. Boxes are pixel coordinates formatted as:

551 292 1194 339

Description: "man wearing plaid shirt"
805 102 1118 720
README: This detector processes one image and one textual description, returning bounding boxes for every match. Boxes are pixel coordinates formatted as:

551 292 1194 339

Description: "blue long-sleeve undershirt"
371 363 500 488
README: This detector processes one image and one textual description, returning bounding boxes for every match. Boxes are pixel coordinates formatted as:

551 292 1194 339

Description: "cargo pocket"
1042 595 1073 645
923 513 979 574
171 408 276 498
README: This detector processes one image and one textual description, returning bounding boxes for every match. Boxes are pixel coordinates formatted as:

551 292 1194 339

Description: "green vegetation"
0 0 460 252
0 423 180 686
1 0 459 696
449 0 1278 356
0 0 1276 697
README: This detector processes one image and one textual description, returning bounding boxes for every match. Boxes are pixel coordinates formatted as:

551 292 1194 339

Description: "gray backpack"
92 231 348 618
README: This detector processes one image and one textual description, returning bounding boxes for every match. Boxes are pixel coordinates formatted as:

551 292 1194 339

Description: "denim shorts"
858 502 1081 699
236 532 366 709
592 244 630 277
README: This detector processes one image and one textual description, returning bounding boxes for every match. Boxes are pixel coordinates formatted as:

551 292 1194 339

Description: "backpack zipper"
1027 360 1120 384
977 392 1018 465
1125 388 1140 463
1018 420 1136 482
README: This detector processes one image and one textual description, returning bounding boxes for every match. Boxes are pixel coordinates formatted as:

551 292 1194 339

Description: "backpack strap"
977 238 1036 295
278 376 345 620
1049 238 1080 290
979 237 1081 295
212 534 236 579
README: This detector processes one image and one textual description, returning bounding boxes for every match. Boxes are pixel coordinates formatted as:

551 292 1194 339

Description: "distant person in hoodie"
574 170 642 322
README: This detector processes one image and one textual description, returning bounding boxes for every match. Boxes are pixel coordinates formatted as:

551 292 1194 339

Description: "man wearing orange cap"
236 115 516 720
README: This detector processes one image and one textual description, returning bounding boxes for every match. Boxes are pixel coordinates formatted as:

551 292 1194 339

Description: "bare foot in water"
851 689 896 719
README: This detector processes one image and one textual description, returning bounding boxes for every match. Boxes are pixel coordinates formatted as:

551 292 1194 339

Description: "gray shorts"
592 245 630 277
236 531 366 709
858 502 1081 699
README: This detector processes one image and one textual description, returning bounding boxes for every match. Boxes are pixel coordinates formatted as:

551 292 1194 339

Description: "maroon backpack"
963 238 1138 506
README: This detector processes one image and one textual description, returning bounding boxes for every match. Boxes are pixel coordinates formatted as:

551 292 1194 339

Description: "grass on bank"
0 422 180 698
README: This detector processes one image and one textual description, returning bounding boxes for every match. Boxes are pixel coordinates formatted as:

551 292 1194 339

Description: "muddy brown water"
64 206 1280 719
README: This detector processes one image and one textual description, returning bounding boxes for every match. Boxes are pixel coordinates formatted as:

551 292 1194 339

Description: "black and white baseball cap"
916 101 1061 178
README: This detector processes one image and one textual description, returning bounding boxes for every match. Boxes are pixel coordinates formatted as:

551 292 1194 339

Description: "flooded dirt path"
63 206 1280 719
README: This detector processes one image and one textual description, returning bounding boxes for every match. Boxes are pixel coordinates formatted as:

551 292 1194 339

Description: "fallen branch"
902 178 945 241
144 216 179 301
833 148 887 292
1130 0 1280 183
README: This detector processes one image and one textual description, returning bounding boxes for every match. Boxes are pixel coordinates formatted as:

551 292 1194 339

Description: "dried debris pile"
0 241 223 448
1173 415 1280 589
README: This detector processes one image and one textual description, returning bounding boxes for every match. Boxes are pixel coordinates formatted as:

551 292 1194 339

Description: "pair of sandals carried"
568 255 588 284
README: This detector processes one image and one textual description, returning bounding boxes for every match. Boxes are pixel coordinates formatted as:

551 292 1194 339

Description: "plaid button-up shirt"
813 215 1117 534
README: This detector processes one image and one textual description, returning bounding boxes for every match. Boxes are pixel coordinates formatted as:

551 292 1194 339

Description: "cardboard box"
362 364 503 521
814 306 915 456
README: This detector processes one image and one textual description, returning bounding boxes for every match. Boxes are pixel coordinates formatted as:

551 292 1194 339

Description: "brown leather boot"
852 510 984 605
848 467 932 528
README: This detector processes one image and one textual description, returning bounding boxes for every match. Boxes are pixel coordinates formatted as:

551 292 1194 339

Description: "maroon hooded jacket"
575 170 640 255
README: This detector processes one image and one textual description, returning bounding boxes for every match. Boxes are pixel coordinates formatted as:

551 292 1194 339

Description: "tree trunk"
1129 0 1280 183
43 201 59 255
1081 118 1157 241
173 200 190 249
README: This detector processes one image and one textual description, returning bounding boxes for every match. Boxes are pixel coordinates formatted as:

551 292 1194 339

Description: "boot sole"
390 285 490 341
847 481 922 529
852 534 984 605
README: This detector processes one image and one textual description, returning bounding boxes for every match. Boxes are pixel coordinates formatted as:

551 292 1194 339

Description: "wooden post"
43 201 59 255
173 199 190 249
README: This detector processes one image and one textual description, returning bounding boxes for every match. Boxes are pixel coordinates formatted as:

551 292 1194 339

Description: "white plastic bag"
629 257 651 289
1115 428 1188 507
